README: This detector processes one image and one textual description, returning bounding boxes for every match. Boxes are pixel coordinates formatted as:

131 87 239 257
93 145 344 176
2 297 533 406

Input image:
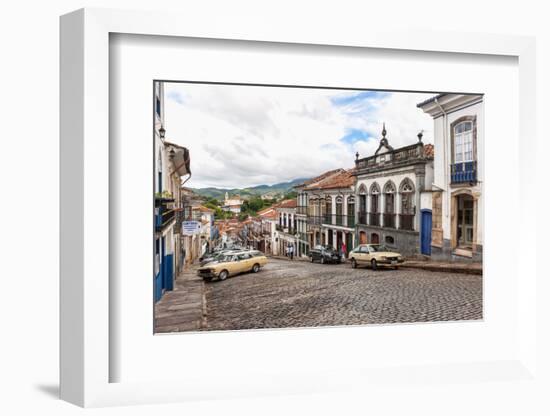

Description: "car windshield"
369 245 389 252
212 254 233 262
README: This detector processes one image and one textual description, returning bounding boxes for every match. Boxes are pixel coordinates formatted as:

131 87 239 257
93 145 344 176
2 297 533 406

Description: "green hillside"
191 178 309 200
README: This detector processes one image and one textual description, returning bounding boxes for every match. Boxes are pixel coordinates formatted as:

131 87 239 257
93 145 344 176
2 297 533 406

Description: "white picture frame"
60 8 539 408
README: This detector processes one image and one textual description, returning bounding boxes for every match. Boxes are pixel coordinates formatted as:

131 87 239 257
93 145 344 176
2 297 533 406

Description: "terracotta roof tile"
423 143 434 158
295 168 345 188
302 168 355 191
276 199 297 208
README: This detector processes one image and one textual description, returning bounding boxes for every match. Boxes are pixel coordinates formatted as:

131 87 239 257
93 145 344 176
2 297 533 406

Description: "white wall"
433 101 484 243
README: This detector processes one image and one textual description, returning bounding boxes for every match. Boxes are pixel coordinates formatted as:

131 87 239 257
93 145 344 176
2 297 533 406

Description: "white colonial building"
274 199 298 256
154 81 191 302
295 169 356 257
417 93 484 261
353 125 434 257
222 192 243 214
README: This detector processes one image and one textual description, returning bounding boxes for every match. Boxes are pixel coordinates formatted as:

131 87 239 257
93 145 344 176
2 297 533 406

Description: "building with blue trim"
154 82 191 302
353 125 434 257
417 93 484 262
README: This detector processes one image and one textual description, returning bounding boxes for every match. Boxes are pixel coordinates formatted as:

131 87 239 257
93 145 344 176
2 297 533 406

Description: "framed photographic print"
60 7 540 409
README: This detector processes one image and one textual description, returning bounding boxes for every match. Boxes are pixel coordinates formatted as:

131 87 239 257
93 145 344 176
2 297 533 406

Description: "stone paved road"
202 258 482 331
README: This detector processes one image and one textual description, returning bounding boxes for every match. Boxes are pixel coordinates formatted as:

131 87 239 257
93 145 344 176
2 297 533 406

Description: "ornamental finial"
382 122 387 139
355 151 359 161
417 130 424 142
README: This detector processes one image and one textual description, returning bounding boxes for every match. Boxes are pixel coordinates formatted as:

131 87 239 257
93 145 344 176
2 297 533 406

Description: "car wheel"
218 270 229 281
351 258 357 269
371 259 377 271
252 263 260 273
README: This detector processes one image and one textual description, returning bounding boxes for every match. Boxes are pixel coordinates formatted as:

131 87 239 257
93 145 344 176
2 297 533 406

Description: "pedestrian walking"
341 241 347 262
289 244 294 260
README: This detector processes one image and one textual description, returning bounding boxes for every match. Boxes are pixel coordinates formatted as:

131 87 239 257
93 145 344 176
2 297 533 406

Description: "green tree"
282 191 297 200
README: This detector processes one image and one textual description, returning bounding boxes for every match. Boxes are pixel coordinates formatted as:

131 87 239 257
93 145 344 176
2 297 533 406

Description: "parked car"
197 250 268 282
199 249 239 266
308 245 341 264
348 244 404 270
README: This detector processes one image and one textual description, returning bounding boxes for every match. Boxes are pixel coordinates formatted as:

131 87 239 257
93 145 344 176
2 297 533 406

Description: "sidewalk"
268 254 309 262
270 254 482 275
401 260 482 275
154 264 207 333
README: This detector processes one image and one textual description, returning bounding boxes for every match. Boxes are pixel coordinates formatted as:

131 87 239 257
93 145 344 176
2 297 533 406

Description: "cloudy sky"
163 82 435 189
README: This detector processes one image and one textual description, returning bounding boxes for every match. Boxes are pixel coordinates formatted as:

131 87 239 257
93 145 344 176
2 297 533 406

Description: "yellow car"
197 250 268 282
348 244 404 270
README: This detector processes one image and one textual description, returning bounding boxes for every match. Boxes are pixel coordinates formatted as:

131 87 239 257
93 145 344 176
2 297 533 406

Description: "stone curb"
401 262 483 275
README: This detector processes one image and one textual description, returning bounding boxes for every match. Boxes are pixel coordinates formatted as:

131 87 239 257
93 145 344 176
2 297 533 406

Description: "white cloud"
163 83 434 188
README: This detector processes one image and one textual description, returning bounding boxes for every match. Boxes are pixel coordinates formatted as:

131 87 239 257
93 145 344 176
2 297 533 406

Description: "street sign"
182 220 201 235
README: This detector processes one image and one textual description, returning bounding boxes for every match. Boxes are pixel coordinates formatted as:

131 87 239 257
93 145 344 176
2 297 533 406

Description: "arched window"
358 185 367 224
369 182 381 226
453 121 474 163
399 179 415 212
383 181 396 228
335 196 343 225
451 116 477 184
347 196 356 228
325 196 332 224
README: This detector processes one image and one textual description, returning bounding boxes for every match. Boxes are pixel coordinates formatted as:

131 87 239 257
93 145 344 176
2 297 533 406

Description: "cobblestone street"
155 258 482 332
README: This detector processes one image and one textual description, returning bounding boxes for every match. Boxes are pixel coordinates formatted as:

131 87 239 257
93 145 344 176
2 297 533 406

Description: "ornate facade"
353 125 434 256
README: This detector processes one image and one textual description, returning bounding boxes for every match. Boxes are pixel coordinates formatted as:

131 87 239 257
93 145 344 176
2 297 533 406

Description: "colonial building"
222 192 243 214
353 125 434 257
417 93 483 261
295 169 356 257
256 205 279 255
274 199 298 256
180 188 204 267
154 81 191 302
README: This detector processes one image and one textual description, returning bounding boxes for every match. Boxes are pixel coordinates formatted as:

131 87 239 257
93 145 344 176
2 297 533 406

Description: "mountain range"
190 178 310 200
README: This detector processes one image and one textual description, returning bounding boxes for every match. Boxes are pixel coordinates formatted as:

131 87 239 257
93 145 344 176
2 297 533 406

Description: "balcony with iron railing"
451 161 477 184
383 213 396 229
399 214 415 231
155 197 177 231
369 212 380 227
276 224 295 234
307 216 323 226
318 214 356 228
296 206 308 215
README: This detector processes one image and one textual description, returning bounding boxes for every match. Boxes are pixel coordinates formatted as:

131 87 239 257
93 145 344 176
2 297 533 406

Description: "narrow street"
155 258 482 333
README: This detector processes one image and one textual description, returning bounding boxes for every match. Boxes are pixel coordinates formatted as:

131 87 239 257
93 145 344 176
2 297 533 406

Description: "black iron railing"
155 204 176 231
451 161 477 184
399 214 415 231
307 216 322 226
383 213 396 229
369 213 380 226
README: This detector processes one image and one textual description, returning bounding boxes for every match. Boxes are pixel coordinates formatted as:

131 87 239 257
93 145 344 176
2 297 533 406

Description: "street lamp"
168 148 176 161
159 126 166 139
